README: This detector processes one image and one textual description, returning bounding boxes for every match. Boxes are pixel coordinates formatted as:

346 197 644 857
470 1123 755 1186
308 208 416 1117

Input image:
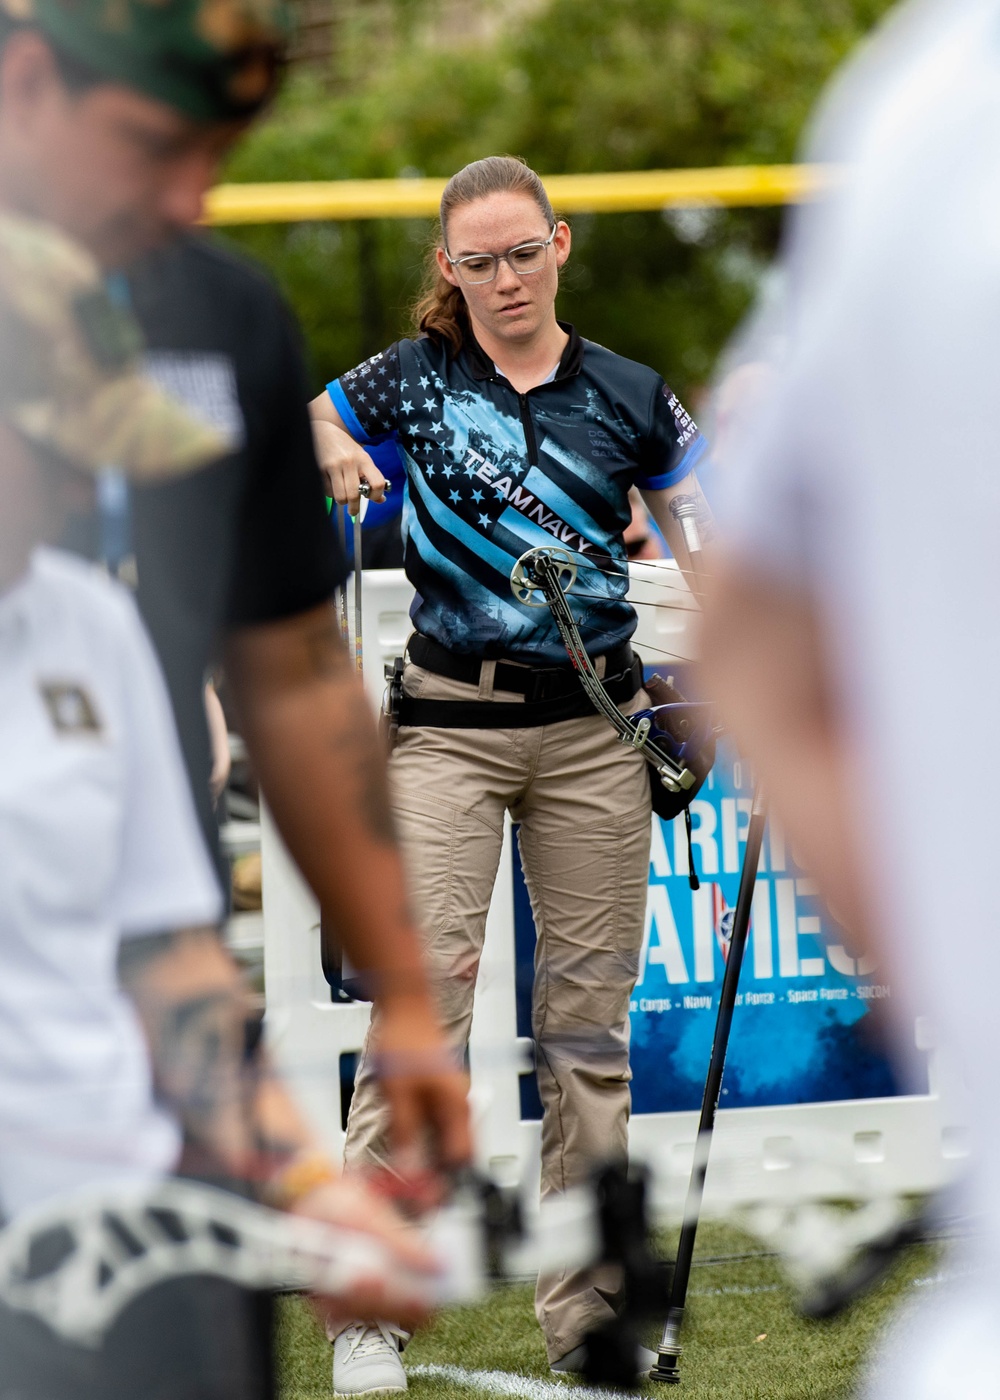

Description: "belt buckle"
525 667 574 704
524 669 551 704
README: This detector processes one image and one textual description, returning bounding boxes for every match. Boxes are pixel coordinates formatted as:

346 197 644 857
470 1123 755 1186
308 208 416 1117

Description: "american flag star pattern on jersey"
328 324 707 662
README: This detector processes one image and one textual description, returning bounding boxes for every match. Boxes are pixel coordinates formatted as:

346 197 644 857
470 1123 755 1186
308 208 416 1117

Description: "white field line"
408 1363 634 1400
689 1283 780 1298
911 1266 981 1289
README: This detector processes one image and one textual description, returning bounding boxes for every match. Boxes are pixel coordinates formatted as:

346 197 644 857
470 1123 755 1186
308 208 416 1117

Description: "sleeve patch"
664 387 700 451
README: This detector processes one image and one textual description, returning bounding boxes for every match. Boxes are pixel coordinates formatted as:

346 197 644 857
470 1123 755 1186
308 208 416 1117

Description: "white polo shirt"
0 547 222 1218
722 1 1000 1392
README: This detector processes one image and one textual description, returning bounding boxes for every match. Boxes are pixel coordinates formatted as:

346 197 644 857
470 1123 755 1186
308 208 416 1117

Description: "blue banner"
513 739 912 1118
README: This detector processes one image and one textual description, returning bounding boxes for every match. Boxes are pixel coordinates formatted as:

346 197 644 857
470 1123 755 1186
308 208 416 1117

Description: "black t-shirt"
127 234 345 853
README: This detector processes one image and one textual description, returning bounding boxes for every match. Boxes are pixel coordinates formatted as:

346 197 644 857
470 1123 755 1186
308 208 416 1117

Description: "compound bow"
510 546 714 802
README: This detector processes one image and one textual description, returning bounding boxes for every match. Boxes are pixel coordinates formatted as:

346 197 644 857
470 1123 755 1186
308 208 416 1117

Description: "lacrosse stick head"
649 1125 945 1320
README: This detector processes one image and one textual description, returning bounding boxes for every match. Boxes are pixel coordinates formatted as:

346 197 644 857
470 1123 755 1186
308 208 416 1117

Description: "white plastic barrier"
262 563 964 1207
261 800 368 1157
353 567 411 715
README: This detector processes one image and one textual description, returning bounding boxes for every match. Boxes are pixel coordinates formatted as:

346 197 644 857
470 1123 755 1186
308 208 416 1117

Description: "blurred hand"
204 680 231 805
372 994 472 1188
292 1174 437 1331
312 418 386 516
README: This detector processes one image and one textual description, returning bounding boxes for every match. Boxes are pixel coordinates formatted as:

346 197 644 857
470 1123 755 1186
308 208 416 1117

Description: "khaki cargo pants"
343 655 651 1363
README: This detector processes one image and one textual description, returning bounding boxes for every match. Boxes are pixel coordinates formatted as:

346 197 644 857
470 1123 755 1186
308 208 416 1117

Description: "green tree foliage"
220 0 896 396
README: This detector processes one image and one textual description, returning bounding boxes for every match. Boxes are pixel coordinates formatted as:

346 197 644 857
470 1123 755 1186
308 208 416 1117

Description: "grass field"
278 1221 943 1400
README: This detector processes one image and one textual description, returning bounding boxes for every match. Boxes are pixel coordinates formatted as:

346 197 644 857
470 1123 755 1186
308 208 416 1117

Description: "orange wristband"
273 1150 339 1208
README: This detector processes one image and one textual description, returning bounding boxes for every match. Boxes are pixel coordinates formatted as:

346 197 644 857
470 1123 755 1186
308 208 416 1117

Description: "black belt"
399 634 642 729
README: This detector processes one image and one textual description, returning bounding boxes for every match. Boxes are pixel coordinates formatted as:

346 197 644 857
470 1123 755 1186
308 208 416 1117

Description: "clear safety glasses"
445 225 558 284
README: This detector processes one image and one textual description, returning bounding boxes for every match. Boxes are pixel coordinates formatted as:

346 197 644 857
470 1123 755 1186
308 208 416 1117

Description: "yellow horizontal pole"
204 163 836 225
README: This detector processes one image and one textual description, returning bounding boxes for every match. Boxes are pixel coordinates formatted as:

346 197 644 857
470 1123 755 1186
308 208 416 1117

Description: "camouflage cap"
0 0 287 122
0 212 227 479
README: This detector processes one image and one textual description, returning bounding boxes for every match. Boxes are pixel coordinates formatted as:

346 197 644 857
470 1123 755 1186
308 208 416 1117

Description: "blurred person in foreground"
700 2 1000 1394
0 0 470 1185
0 212 436 1399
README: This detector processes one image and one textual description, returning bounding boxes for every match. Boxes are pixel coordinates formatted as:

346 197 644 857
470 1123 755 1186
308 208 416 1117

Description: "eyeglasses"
445 225 558 284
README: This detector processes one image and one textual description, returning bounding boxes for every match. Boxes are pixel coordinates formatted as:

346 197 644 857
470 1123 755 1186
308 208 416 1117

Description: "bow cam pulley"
511 546 577 607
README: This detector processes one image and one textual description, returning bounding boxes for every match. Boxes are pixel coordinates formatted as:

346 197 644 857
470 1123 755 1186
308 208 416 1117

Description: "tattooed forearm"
159 990 255 1171
121 930 329 1192
155 991 250 1135
121 929 257 1175
294 610 399 845
117 929 180 980
227 606 401 855
323 685 399 846
302 612 352 681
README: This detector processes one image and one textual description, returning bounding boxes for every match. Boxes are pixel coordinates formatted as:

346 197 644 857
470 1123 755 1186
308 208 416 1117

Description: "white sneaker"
331 1321 409 1397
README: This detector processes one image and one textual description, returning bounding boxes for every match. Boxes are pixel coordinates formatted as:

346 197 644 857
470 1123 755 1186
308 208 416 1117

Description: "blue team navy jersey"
328 322 706 662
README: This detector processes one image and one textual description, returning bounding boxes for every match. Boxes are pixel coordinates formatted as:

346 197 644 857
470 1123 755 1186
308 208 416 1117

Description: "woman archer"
309 155 713 1396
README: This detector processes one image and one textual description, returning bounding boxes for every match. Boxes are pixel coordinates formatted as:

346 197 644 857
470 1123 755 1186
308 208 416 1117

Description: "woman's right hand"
311 416 387 517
